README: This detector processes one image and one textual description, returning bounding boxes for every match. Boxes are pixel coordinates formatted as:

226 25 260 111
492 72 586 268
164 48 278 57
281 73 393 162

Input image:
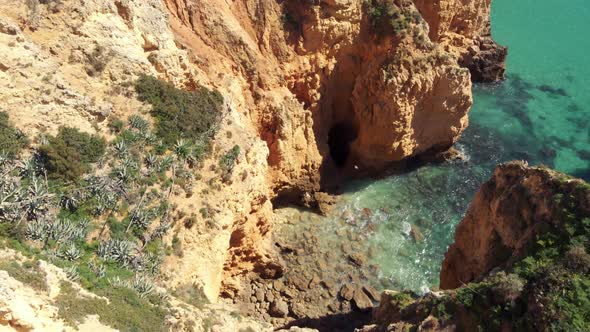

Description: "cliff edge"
360 161 590 331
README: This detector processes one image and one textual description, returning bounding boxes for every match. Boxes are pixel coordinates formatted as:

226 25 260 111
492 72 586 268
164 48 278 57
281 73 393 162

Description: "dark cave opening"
328 121 357 168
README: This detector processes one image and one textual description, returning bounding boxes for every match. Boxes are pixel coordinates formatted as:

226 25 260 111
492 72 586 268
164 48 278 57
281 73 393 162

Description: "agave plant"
59 194 79 211
46 218 76 243
0 152 10 168
122 156 139 171
98 239 135 267
114 166 130 184
173 139 191 160
88 261 106 279
130 209 152 230
24 219 46 241
142 132 157 144
24 176 52 220
158 155 173 172
151 221 171 240
128 114 149 132
113 140 128 158
64 265 80 282
144 153 158 170
18 158 39 178
60 243 82 261
131 274 155 298
108 275 126 288
0 178 23 222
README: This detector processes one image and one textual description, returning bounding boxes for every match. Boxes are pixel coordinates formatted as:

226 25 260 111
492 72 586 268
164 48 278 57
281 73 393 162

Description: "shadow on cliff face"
328 121 358 168
276 311 372 332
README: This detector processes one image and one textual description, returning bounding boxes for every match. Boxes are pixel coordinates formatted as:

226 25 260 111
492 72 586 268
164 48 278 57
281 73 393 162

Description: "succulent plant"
98 239 135 267
131 274 155 298
128 114 149 132
151 221 171 240
64 265 80 282
144 153 158 170
88 261 106 278
113 140 128 158
158 155 173 172
114 166 130 184
174 139 194 161
59 194 79 211
60 243 82 261
19 158 39 178
130 209 152 230
24 220 46 241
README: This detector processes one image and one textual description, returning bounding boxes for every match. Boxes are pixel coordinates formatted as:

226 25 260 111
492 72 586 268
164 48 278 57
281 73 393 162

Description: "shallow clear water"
278 0 590 293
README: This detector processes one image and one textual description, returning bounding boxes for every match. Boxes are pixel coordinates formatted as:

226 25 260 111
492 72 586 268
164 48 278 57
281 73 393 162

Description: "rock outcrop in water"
359 161 590 331
414 0 507 82
440 161 590 289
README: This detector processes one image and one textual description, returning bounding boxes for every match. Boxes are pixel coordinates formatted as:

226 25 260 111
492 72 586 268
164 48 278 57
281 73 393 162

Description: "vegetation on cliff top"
38 127 106 182
0 76 232 330
0 111 29 157
135 74 223 148
366 0 422 36
374 169 590 332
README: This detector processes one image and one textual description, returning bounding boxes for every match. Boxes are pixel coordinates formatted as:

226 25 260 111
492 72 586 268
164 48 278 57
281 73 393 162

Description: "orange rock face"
440 161 590 289
414 0 507 82
160 0 503 292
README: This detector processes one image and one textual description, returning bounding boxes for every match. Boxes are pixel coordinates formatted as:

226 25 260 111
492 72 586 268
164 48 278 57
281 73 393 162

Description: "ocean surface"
277 0 590 292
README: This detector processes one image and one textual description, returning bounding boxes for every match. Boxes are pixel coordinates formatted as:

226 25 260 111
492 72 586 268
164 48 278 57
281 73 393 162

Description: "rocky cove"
0 0 589 331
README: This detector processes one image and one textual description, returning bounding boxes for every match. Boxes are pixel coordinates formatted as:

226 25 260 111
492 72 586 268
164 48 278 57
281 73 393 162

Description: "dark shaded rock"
255 261 285 279
362 285 381 302
348 253 366 267
460 36 507 83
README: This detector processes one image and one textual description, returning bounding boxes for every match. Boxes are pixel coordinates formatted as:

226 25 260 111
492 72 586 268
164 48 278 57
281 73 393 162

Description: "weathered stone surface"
441 161 590 289
352 287 373 312
348 253 366 267
269 300 289 318
339 284 354 301
362 285 381 303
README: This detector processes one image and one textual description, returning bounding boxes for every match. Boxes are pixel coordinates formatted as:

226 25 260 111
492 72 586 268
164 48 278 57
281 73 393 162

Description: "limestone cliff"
0 0 505 318
163 0 484 177
358 162 590 331
441 161 590 289
414 0 507 82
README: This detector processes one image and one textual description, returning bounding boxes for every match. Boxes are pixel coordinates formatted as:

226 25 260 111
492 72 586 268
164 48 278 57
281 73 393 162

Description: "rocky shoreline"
229 207 383 330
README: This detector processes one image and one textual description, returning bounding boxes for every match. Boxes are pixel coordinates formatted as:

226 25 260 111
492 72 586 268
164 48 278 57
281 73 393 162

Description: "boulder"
269 299 289 318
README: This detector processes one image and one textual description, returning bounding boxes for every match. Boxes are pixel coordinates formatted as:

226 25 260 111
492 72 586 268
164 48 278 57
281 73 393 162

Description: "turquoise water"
281 0 590 293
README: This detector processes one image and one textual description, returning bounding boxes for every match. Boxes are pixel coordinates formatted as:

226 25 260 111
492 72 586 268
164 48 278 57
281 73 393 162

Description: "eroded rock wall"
440 161 590 289
414 0 507 82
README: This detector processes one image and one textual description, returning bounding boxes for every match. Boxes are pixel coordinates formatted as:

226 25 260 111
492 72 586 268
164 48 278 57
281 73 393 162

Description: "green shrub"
38 127 106 181
134 75 223 147
55 281 167 331
219 145 240 181
366 0 421 36
0 112 28 156
0 260 49 292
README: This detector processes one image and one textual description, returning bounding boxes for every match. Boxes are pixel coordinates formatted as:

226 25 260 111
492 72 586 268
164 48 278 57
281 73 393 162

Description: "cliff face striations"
414 0 507 82
441 161 590 289
162 0 499 177
359 162 590 331
0 0 507 319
